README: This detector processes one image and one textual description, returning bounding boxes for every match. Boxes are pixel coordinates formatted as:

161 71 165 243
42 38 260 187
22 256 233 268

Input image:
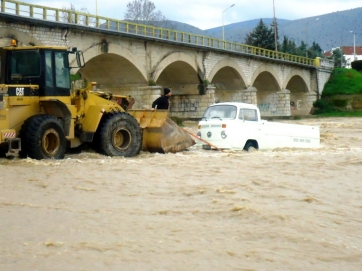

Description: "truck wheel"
96 112 142 157
19 115 66 160
244 142 257 152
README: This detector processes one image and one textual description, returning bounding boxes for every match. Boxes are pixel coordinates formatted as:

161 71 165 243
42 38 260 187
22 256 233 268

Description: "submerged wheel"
19 115 66 160
94 112 142 157
244 141 257 152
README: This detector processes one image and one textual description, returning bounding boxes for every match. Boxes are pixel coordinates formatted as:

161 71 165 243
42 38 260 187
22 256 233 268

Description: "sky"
25 0 362 30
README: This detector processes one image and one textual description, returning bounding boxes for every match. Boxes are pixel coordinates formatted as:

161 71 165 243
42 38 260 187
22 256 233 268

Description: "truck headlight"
197 131 201 138
221 130 227 139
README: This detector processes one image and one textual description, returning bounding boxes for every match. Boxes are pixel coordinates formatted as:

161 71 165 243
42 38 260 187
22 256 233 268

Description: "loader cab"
4 47 72 96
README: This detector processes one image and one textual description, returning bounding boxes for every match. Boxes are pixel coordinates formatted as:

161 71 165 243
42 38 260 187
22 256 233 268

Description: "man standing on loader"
152 88 172 110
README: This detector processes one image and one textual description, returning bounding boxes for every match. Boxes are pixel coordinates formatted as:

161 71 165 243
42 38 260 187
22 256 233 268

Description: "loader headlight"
221 130 227 139
197 131 201 138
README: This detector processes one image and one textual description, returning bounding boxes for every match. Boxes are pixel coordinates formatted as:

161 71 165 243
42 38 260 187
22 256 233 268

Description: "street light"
222 4 235 40
96 0 98 16
273 0 277 51
350 31 356 60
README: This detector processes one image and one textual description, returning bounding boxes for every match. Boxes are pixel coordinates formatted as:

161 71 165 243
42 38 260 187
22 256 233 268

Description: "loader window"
54 51 70 89
45 51 54 87
10 51 40 78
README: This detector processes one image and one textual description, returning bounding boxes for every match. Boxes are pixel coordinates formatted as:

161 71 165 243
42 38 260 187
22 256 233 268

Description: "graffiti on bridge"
257 103 278 115
290 100 309 110
171 97 200 112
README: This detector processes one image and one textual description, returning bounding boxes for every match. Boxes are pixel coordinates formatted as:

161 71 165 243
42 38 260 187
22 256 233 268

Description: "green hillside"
313 68 362 116
322 68 362 96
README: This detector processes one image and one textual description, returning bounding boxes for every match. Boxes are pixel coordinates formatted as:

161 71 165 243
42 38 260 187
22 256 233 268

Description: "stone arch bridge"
0 0 334 118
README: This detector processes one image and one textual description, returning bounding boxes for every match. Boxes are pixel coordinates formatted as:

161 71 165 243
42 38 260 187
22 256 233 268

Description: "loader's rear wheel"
19 115 66 160
95 112 142 157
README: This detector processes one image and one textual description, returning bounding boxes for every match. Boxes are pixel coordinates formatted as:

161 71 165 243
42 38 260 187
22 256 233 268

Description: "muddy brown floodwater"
1 117 362 271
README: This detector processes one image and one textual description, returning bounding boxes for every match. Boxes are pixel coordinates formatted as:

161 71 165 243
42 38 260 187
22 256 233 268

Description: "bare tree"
124 0 174 29
60 4 94 26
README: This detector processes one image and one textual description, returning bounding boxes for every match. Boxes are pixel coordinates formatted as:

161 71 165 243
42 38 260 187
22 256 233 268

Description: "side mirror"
69 51 85 69
76 51 85 68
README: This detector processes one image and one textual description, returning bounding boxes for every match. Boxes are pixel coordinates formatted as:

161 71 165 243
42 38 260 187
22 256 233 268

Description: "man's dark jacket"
152 96 169 110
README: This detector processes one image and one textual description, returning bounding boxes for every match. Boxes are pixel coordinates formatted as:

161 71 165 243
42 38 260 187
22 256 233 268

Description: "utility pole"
273 0 277 51
222 4 235 41
96 0 98 16
350 31 356 60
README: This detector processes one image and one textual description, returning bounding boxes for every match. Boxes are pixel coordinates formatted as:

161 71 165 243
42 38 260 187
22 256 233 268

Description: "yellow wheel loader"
0 40 194 159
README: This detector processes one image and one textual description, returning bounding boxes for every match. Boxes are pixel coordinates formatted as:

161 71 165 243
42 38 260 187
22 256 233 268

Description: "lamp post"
273 0 277 51
222 4 235 41
350 31 356 60
96 0 98 16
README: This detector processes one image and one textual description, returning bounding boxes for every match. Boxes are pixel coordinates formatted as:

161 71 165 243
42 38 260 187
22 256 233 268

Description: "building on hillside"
324 46 362 68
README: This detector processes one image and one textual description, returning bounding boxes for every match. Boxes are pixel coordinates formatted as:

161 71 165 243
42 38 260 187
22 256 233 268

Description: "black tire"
0 145 7 158
19 115 66 160
244 141 257 152
94 112 142 157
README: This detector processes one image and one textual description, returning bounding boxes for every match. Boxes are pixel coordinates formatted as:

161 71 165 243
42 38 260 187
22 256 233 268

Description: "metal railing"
1 0 333 68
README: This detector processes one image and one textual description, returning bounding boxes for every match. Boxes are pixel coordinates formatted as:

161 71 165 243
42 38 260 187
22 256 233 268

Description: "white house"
324 46 362 68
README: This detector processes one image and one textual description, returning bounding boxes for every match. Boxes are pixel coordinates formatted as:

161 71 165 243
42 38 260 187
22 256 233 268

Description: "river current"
1 117 361 270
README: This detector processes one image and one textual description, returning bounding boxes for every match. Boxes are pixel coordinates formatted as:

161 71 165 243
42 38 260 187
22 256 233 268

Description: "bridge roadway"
0 0 334 118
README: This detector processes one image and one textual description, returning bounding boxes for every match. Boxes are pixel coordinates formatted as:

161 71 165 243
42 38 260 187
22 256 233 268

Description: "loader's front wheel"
95 112 142 157
19 115 66 160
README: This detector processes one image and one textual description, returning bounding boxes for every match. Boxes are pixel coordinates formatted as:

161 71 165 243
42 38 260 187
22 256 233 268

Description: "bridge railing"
1 0 334 68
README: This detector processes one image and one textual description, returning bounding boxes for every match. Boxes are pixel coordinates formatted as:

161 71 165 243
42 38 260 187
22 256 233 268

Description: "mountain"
166 7 362 51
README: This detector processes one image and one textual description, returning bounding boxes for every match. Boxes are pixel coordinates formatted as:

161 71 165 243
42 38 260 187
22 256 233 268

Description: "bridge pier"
241 87 258 105
257 89 291 117
290 91 318 116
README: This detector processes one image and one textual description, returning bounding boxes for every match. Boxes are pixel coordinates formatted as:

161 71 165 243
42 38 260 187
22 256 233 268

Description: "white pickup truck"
196 102 320 151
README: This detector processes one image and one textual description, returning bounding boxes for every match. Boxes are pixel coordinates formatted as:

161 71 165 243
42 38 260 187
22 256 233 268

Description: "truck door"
236 108 262 148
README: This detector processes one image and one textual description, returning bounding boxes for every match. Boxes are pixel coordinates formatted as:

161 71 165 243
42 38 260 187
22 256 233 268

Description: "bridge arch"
285 71 314 115
251 64 282 115
207 58 248 102
153 51 200 80
76 43 148 89
208 58 248 88
153 52 202 93
250 64 281 92
285 70 310 93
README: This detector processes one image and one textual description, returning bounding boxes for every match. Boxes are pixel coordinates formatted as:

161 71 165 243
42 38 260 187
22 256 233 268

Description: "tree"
245 19 276 50
270 20 279 51
244 32 253 45
307 41 323 59
279 35 324 59
60 4 93 26
329 48 346 68
124 0 174 28
298 41 307 57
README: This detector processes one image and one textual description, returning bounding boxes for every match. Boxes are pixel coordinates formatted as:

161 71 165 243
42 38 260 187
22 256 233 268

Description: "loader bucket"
127 110 195 153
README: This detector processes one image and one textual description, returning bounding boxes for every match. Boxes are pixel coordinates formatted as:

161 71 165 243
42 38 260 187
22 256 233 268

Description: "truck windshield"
202 105 237 120
10 50 40 78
